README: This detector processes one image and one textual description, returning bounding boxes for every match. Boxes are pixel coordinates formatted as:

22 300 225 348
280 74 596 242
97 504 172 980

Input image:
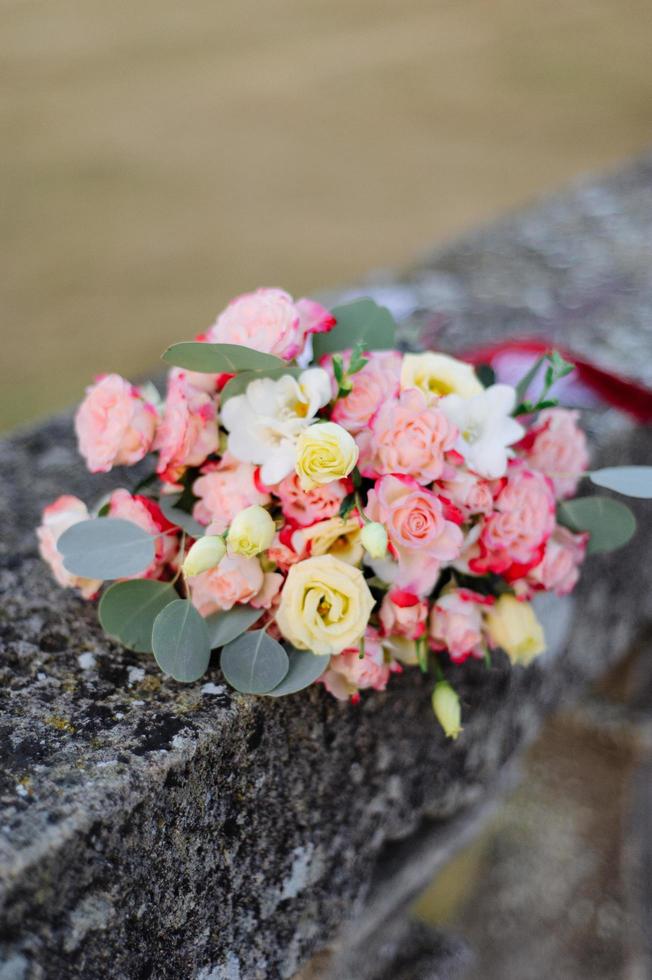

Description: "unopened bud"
227 505 275 558
182 535 226 577
432 681 462 740
360 521 388 559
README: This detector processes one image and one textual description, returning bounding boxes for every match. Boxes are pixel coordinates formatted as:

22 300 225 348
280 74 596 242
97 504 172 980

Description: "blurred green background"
3 0 652 431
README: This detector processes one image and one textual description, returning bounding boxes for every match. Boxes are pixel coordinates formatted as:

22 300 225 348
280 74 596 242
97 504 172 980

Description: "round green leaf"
58 518 156 579
152 599 211 682
221 630 289 694
589 466 652 499
205 606 264 650
265 648 331 697
162 342 285 374
220 366 302 405
312 298 396 359
159 494 205 538
557 496 637 554
99 580 178 653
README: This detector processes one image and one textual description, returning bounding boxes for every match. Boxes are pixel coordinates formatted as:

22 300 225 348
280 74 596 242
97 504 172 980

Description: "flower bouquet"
38 288 650 737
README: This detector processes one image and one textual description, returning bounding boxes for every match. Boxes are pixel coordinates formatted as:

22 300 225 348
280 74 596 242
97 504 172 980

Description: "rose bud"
360 521 388 559
182 536 226 577
227 505 275 558
432 680 463 740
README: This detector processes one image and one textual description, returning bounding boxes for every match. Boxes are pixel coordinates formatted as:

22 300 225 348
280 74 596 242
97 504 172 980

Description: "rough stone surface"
1 154 652 979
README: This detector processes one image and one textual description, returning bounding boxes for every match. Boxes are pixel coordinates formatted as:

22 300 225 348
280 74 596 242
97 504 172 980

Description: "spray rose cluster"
38 287 617 738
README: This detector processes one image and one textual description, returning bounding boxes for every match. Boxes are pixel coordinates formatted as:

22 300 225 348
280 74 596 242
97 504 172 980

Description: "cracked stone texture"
1 153 652 979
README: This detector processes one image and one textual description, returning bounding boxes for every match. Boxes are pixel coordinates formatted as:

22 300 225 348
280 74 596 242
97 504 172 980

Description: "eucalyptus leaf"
220 366 302 404
152 599 211 682
221 630 289 694
557 496 637 554
159 494 205 538
205 605 264 649
58 518 156 580
589 466 652 499
265 648 331 697
162 342 285 374
99 580 178 653
312 298 396 358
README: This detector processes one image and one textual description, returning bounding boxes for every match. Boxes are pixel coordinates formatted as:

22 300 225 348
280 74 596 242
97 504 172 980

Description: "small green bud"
432 681 462 740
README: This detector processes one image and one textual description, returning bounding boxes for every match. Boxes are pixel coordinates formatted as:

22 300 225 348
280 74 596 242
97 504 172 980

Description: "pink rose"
190 555 276 615
267 529 303 572
37 495 102 598
320 628 396 701
437 471 494 519
107 489 178 579
429 590 490 663
155 372 219 483
470 464 555 580
518 408 589 499
360 388 458 484
379 589 428 639
526 526 588 595
206 288 335 361
74 374 157 473
192 455 270 532
275 472 349 527
364 476 463 596
328 351 402 434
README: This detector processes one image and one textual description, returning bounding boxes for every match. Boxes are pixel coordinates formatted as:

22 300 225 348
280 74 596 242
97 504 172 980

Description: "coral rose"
526 526 588 596
275 554 375 656
379 590 428 640
37 495 102 598
319 628 395 701
519 408 589 499
275 472 348 527
206 287 334 361
361 388 457 484
155 372 218 483
190 555 280 615
470 464 555 580
329 350 402 433
429 590 489 663
75 374 157 473
192 455 270 532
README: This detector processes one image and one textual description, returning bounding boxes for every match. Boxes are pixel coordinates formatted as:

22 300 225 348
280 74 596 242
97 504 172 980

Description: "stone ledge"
1 153 652 979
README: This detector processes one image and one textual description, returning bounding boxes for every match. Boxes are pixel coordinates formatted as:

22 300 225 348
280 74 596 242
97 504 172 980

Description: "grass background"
3 0 652 430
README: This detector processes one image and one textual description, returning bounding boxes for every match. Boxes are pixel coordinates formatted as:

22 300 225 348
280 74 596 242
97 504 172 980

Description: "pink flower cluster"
38 286 593 706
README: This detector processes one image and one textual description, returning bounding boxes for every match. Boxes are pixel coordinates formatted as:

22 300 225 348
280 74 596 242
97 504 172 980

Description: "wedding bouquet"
37 288 648 737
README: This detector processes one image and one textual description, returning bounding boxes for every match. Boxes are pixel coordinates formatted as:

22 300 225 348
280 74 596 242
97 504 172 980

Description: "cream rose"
295 422 358 491
401 352 484 401
275 554 375 656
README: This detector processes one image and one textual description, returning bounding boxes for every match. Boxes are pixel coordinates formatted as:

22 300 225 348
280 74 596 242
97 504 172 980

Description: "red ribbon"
460 337 652 424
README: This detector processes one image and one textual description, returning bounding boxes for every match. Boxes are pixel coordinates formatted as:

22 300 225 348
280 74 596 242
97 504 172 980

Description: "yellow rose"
276 554 375 655
182 535 226 577
227 505 275 558
485 595 546 665
292 516 363 565
401 352 484 401
295 422 359 491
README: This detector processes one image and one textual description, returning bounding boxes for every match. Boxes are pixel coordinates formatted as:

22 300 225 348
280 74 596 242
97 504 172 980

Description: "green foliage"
99 580 177 653
589 466 652 499
151 599 211 682
205 605 264 650
557 495 637 553
162 342 285 374
58 518 156 580
220 366 302 404
513 349 575 416
265 648 331 697
220 629 289 694
312 297 396 358
475 363 496 388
